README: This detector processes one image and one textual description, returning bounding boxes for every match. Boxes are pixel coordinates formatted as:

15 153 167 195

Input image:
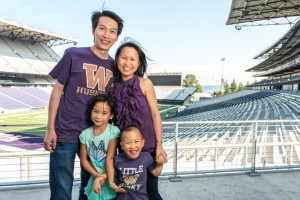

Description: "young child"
107 39 167 199
113 126 163 200
79 94 120 200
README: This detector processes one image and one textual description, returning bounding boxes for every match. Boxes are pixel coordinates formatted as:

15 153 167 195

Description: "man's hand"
43 129 57 153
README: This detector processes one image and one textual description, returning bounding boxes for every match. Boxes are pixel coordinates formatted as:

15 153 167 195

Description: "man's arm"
43 81 64 152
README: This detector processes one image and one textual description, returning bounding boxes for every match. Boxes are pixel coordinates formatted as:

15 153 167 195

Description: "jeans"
49 143 90 200
147 152 163 200
79 153 91 200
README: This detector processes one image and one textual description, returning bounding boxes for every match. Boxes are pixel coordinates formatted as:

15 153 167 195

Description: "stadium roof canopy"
245 19 300 77
0 17 78 46
226 0 300 28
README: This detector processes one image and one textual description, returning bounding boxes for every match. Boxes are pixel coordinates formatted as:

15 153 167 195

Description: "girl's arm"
80 142 107 194
79 143 102 178
106 139 126 193
141 78 168 164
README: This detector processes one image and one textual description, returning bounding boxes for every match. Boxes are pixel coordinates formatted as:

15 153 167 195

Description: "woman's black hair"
115 37 152 79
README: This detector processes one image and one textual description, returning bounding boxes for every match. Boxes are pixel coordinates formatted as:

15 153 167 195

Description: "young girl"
80 94 120 200
114 126 163 200
107 39 168 200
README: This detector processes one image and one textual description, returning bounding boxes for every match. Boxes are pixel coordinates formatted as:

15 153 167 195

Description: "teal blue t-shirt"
79 123 120 174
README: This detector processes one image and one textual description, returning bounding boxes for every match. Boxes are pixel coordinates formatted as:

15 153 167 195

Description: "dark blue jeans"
49 143 90 200
147 152 163 200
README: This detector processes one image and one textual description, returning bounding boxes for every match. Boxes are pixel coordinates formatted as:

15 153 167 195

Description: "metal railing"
1 120 300 186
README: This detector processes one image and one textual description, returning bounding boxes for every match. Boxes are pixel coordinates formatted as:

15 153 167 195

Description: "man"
43 10 124 200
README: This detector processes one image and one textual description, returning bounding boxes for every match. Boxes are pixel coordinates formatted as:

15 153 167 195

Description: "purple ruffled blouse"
110 75 156 152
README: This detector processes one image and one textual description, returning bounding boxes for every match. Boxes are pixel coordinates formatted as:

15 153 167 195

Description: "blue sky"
0 0 293 85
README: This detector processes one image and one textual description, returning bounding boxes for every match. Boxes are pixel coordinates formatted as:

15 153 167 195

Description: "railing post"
195 148 198 172
287 144 292 165
248 121 260 177
169 123 182 182
243 146 247 168
214 148 217 170
20 156 26 181
28 156 32 181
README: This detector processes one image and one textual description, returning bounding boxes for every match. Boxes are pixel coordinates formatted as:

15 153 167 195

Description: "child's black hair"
120 125 144 142
85 94 115 125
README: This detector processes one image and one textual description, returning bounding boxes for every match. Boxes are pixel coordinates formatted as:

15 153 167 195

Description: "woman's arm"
141 78 168 164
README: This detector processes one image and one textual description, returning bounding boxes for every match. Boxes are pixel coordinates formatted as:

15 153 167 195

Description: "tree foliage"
231 79 237 92
224 80 231 94
213 79 249 96
183 74 202 92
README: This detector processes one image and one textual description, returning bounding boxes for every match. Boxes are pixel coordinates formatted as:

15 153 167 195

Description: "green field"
0 109 48 124
0 105 178 136
0 109 48 136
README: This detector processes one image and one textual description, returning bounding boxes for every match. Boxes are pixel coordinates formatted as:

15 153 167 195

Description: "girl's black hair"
85 94 115 125
115 38 152 79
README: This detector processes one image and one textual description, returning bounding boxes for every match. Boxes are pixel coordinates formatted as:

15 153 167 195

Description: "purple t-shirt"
114 152 156 200
49 47 116 143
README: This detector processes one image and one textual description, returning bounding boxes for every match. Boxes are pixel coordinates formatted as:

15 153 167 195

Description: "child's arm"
79 143 103 178
150 163 163 177
80 142 106 194
106 139 126 193
93 175 106 194
142 78 168 164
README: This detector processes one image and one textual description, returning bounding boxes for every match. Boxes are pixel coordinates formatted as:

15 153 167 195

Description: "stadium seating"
0 36 57 75
0 87 50 110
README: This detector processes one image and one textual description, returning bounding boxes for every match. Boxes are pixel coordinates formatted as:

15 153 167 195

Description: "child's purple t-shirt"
49 47 116 143
114 152 156 200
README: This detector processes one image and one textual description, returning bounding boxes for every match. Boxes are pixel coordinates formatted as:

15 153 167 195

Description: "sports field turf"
0 105 178 136
0 109 48 136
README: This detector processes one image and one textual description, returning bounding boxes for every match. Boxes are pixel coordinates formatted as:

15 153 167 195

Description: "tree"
195 83 203 92
224 80 231 94
183 74 202 92
213 90 222 96
238 82 245 91
231 79 237 92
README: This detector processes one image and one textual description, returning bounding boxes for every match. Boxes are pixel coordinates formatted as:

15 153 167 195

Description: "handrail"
0 120 300 185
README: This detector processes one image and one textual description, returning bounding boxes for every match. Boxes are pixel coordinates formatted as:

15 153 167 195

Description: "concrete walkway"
1 171 300 200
